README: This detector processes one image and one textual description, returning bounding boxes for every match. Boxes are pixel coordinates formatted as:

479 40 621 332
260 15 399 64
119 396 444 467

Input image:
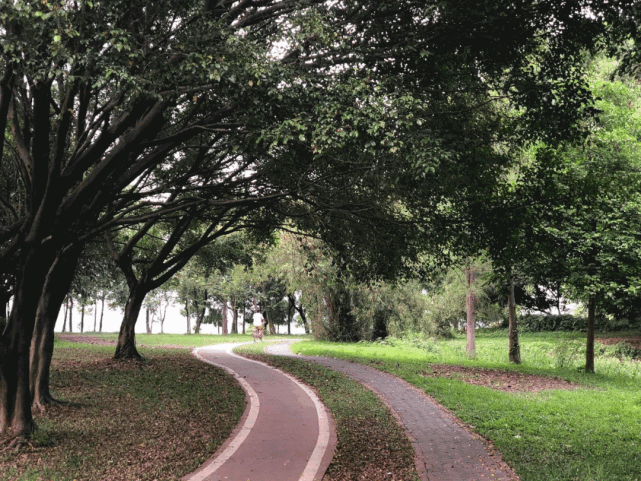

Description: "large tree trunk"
466 266 476 359
508 278 521 364
266 310 276 336
30 250 81 413
586 295 596 373
114 286 147 360
221 301 228 335
0 245 54 440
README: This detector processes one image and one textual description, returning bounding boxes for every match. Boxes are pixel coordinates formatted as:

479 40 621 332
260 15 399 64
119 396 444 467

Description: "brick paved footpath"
266 343 518 481
184 344 335 481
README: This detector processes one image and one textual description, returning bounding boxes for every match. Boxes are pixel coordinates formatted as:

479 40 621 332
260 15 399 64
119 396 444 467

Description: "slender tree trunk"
508 278 521 364
145 307 152 334
222 301 228 335
160 301 166 334
30 249 81 412
62 298 68 333
232 303 238 334
114 287 147 360
99 294 105 333
287 295 295 335
80 304 85 333
586 295 596 373
185 304 191 334
466 266 476 359
93 301 97 332
295 304 310 334
242 306 246 334
68 298 73 333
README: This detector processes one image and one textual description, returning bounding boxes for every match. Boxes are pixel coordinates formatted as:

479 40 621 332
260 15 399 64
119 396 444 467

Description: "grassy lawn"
58 332 308 348
235 342 419 481
292 330 641 481
1 340 245 481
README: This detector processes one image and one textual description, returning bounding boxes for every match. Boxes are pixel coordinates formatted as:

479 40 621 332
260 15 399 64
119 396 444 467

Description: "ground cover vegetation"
236 342 419 481
293 330 641 481
0 339 245 480
0 0 639 450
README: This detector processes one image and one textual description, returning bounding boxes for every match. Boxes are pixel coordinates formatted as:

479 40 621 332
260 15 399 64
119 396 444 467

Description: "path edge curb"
227 344 337 481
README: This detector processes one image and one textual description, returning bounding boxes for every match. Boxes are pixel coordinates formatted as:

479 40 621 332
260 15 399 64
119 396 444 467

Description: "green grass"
292 330 641 481
57 331 309 348
235 342 419 481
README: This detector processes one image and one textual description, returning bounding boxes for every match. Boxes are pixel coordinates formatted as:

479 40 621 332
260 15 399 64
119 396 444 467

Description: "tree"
1 0 633 444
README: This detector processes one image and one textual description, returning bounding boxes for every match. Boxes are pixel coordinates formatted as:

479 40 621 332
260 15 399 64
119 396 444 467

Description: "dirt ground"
596 335 641 350
421 365 580 393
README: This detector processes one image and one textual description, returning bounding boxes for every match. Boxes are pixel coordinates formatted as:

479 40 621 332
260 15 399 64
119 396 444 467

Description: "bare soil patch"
421 364 581 393
596 335 641 350
57 334 189 350
58 333 116 345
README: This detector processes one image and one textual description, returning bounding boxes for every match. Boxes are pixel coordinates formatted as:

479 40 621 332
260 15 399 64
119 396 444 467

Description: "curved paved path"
267 342 518 481
184 343 335 481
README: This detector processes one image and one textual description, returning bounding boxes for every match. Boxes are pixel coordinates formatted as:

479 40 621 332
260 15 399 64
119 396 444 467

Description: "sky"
53 300 307 335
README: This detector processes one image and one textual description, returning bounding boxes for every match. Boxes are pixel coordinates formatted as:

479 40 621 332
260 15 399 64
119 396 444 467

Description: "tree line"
0 0 638 446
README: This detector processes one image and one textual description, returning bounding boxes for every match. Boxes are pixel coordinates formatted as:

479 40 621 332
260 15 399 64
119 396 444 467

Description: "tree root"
32 396 74 414
1 434 30 452
0 423 37 452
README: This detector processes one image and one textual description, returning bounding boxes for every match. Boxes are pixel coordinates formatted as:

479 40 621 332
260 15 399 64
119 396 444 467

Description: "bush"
519 314 587 332
519 313 641 332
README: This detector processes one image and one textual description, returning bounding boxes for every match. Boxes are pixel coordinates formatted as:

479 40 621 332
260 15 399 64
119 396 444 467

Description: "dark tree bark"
30 249 81 412
466 266 476 359
586 295 596 373
508 278 521 364
68 298 73 333
93 301 97 332
79 304 85 333
0 244 55 440
232 303 238 334
114 286 147 360
295 304 310 334
242 306 246 334
287 295 295 335
99 294 105 333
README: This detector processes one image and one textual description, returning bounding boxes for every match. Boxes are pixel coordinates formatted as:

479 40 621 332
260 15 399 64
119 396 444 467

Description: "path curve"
267 342 519 481
184 343 335 481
